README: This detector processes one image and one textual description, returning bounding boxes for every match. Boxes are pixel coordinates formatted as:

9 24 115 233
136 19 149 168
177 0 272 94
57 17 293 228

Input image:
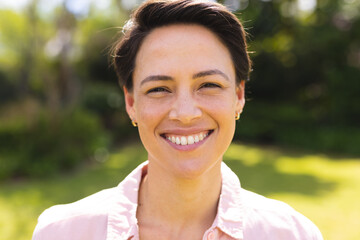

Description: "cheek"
199 94 237 114
136 99 169 125
200 94 237 131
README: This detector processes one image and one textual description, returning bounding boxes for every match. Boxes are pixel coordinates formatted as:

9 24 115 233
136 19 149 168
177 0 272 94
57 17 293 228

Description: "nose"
169 90 202 124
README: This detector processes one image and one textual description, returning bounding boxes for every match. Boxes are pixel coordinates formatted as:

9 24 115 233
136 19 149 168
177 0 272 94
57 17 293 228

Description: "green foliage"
0 70 17 104
243 0 360 119
81 83 124 115
235 101 360 156
232 0 360 154
0 109 109 180
80 83 139 141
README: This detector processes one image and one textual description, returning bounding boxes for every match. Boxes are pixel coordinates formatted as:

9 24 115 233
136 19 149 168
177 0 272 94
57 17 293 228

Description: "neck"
137 160 222 234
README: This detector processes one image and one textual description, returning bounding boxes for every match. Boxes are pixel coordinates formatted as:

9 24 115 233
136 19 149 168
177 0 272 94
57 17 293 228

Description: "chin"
169 157 221 180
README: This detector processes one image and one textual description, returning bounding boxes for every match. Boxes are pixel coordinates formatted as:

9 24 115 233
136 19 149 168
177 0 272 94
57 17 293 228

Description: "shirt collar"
107 161 244 240
215 162 244 239
107 161 148 240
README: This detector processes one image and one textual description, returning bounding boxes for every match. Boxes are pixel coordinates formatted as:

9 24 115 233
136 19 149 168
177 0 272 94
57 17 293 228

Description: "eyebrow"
192 69 229 81
140 69 229 86
140 75 174 86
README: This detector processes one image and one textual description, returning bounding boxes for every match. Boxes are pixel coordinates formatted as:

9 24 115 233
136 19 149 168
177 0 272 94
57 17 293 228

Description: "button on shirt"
32 161 323 240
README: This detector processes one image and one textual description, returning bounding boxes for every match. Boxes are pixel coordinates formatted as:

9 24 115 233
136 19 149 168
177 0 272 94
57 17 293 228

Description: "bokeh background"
0 0 359 239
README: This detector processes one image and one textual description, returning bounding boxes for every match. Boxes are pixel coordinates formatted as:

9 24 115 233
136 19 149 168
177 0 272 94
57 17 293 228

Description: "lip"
160 129 214 151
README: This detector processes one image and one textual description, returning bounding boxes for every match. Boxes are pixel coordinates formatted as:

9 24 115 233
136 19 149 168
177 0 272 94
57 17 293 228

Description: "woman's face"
124 24 245 179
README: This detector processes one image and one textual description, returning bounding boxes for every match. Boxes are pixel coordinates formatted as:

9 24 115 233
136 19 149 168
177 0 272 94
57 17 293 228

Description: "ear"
235 80 245 114
123 86 136 121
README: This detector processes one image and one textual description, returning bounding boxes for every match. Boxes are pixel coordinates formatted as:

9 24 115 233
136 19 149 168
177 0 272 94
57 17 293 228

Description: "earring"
235 112 241 120
131 119 138 127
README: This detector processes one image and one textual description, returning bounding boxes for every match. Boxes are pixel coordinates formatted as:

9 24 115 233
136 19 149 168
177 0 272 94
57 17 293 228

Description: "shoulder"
32 163 146 240
241 189 323 240
32 187 117 240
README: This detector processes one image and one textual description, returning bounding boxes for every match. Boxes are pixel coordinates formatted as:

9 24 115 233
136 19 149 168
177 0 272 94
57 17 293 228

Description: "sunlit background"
0 0 359 239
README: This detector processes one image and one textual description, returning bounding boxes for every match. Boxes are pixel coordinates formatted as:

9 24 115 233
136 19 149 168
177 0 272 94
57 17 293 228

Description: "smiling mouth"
160 130 214 146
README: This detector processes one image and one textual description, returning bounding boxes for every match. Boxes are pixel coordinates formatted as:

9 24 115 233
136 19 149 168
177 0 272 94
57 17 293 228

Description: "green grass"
1 142 359 240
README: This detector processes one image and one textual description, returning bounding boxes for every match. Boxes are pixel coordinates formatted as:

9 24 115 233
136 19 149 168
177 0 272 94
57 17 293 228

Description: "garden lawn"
0 142 359 240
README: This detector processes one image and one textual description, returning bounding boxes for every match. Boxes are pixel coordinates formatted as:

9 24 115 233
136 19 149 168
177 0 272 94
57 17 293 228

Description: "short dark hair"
111 0 251 90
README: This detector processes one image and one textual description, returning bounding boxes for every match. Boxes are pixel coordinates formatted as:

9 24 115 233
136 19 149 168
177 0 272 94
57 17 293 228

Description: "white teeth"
199 133 204 141
180 136 187 145
165 131 211 146
187 136 194 145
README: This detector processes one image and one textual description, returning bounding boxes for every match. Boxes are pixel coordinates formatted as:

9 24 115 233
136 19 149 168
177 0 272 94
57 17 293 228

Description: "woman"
33 0 323 239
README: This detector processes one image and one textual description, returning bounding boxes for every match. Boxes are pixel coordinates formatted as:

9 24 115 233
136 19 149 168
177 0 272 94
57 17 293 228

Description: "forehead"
133 24 234 81
138 24 228 56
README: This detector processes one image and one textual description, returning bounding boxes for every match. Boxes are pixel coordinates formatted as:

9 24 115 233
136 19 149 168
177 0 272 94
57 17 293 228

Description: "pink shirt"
32 161 323 240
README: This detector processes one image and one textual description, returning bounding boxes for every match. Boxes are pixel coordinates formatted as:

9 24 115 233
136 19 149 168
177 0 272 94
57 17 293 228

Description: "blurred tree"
43 4 78 116
241 0 360 124
233 0 360 154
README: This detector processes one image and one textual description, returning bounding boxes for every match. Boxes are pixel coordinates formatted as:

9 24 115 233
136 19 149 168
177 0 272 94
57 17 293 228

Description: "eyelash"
146 82 221 94
200 82 221 89
146 87 169 94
